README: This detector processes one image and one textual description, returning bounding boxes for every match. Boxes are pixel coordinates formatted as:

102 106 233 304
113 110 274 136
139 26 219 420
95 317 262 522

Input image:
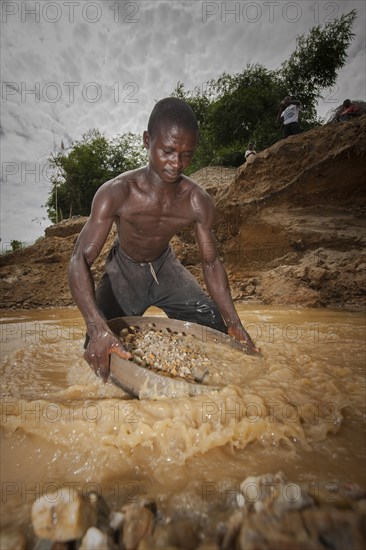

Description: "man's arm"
193 191 259 354
276 105 285 127
68 183 131 381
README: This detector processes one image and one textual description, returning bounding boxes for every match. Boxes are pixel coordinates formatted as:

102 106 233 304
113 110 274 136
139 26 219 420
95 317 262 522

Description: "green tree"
172 81 215 172
173 66 287 168
10 239 23 251
209 65 287 155
172 10 357 169
280 10 357 121
47 130 147 222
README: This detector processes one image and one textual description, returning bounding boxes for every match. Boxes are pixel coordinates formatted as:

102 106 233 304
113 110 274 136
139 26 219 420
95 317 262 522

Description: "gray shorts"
95 241 227 333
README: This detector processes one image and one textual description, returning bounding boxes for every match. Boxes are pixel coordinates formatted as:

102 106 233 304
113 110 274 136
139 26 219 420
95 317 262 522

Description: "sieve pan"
108 316 248 400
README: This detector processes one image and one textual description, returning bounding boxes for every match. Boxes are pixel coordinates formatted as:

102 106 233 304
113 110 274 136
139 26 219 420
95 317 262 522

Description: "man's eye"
163 150 172 154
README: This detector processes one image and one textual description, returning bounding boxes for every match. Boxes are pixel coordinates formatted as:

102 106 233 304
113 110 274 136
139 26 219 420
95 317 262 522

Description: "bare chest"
117 191 195 236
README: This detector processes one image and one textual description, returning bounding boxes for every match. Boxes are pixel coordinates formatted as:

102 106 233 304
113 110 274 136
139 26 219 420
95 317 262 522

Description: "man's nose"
170 154 183 170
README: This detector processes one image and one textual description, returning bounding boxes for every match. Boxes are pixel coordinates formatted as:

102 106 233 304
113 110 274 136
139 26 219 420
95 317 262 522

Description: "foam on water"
1 306 365 529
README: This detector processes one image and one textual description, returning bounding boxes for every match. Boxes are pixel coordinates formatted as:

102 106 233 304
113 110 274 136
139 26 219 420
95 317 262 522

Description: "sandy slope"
1 116 365 310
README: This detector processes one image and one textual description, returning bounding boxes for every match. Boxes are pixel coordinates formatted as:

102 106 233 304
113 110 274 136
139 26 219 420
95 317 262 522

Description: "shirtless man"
69 98 259 382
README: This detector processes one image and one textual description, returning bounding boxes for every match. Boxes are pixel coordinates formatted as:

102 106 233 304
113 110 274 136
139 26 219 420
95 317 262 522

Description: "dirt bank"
1 116 365 310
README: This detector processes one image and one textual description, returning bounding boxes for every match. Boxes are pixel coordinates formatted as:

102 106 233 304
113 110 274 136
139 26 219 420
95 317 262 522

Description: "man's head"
147 97 199 138
343 99 351 108
144 98 199 183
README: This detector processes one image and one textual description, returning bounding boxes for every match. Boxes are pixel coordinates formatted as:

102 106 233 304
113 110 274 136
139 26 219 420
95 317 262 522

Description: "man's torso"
281 104 299 125
108 168 206 262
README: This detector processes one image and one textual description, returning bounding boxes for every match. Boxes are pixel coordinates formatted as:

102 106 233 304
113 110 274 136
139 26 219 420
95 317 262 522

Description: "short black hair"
147 97 198 136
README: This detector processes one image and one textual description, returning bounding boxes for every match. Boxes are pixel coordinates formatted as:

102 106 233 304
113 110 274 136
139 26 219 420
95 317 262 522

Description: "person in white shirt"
245 142 256 162
277 96 301 138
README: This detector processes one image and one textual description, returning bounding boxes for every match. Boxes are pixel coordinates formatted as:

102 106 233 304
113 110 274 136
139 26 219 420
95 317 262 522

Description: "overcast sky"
1 0 365 246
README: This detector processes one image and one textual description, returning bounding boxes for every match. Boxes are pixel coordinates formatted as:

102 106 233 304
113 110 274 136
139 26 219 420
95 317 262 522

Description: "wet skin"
68 124 260 381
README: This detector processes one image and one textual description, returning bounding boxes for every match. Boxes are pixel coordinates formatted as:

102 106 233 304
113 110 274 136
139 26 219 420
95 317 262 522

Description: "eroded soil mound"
1 116 365 310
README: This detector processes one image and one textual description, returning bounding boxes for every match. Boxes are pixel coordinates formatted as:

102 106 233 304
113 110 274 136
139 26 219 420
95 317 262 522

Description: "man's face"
144 124 198 183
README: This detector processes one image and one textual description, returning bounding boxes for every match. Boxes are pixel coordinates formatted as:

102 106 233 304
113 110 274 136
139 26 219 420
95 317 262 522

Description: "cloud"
1 0 365 244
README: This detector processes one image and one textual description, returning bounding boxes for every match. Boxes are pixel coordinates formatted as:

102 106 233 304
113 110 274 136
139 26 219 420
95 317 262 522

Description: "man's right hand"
84 328 132 382
227 322 261 356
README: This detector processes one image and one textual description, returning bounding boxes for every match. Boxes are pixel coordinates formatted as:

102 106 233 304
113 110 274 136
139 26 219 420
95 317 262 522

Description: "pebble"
79 527 117 549
0 531 27 550
121 503 154 550
239 472 314 513
31 487 95 541
109 511 124 531
120 326 213 383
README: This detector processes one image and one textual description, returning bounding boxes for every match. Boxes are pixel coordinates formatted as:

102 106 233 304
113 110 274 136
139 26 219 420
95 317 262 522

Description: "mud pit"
1 306 365 547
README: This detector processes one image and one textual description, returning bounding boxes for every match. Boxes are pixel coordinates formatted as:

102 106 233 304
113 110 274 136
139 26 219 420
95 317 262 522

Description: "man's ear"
143 131 150 150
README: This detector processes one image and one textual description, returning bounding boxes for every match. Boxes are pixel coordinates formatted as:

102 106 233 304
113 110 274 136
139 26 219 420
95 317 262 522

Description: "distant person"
245 142 256 161
335 99 362 122
277 96 301 138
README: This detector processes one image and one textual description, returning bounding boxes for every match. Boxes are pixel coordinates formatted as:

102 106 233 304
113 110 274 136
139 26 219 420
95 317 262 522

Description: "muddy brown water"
1 305 365 533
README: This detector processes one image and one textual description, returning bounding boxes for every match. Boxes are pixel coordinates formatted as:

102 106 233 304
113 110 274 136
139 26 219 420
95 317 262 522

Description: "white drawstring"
149 262 160 285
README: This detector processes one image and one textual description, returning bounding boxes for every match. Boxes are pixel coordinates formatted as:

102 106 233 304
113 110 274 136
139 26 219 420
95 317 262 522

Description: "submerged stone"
79 527 116 549
31 487 94 541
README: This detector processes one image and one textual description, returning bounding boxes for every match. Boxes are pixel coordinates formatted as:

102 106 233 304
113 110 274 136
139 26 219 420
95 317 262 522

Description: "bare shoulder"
91 168 145 214
181 174 213 204
182 175 214 218
97 167 144 198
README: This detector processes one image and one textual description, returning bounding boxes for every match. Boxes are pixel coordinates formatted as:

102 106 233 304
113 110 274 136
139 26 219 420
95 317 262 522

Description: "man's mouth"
165 170 180 178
